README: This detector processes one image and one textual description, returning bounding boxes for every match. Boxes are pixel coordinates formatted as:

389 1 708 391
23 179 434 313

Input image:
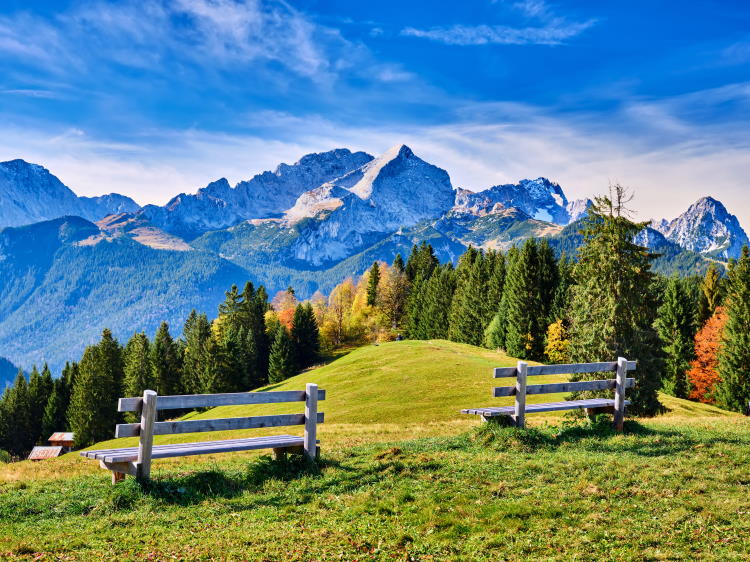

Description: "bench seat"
462 398 631 417
82 434 304 464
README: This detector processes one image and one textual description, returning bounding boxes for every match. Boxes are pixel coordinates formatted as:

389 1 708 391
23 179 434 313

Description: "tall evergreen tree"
366 262 381 307
485 247 519 350
41 377 68 439
715 246 750 412
182 310 212 394
151 322 182 395
291 303 320 369
123 332 155 407
502 239 546 360
393 253 405 273
405 242 439 282
4 371 32 457
448 247 488 346
537 239 560 324
568 185 663 415
405 275 428 339
268 324 296 383
68 329 124 448
483 251 506 327
28 365 53 445
549 255 574 323
697 263 723 327
421 265 457 340
655 277 695 398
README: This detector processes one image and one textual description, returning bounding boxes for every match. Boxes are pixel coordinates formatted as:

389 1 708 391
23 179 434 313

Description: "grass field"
1 340 749 559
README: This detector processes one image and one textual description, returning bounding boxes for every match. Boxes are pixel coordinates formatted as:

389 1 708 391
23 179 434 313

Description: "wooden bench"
462 358 636 431
81 383 325 484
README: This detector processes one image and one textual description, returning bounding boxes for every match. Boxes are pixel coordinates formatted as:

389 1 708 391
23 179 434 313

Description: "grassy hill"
1 340 749 559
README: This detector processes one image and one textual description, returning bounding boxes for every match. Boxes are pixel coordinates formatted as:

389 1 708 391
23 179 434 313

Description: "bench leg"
112 471 126 485
273 447 288 461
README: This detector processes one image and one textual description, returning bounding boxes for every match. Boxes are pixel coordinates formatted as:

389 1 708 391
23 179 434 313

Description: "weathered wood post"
514 361 528 428
304 383 318 461
613 358 627 432
136 389 157 481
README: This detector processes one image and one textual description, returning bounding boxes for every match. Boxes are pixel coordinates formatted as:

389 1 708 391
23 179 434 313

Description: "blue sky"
1 0 749 226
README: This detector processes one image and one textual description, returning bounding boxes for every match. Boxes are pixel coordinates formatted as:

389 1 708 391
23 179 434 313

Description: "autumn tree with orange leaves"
687 307 727 403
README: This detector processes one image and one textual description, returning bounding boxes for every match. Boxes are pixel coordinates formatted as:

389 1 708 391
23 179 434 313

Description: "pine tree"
549 255 574 323
151 322 182 395
405 242 438 282
655 277 695 398
485 247 519 350
421 265 457 340
503 239 546 360
68 329 124 448
28 364 53 445
182 311 212 394
268 324 296 383
4 371 32 457
483 251 506 327
568 185 663 415
41 377 68 439
537 239 560 324
291 303 320 369
697 263 723 327
448 247 488 346
405 276 427 339
715 246 750 412
123 332 155 411
393 253 405 273
366 262 381 306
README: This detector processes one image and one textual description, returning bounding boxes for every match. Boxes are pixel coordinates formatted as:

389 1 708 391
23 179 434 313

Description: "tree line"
2 184 749 458
0 281 320 456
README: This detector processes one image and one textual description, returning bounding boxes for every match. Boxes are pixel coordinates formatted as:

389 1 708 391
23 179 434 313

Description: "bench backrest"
115 387 326 437
494 358 635 429
115 383 324 479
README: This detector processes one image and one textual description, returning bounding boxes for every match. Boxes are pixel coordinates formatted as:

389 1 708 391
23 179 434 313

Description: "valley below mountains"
0 145 747 373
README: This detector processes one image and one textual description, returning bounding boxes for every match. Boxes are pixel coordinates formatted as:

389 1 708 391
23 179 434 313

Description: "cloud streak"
402 0 596 46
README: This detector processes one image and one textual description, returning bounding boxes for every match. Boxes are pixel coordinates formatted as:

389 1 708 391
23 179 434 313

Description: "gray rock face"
659 197 749 259
0 159 140 228
453 177 571 224
285 145 456 265
141 148 373 239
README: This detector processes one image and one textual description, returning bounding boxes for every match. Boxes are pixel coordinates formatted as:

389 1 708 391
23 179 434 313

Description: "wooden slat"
99 436 305 464
493 367 518 378
115 412 325 438
493 361 636 378
493 378 635 397
462 398 631 417
118 389 327 412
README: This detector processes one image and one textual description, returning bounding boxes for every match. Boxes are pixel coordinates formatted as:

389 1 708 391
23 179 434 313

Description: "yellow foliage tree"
545 319 571 363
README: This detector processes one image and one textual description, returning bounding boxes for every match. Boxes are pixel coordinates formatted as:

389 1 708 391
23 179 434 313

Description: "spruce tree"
4 371 32 457
503 239 545 360
393 253 405 273
405 276 427 339
697 263 723 327
366 262 381 306
715 246 750 412
405 242 438 282
549 255 574 323
421 265 457 340
483 251 506 327
537 239 560 324
182 311 212 394
123 332 155 408
568 185 663 415
28 364 53 445
448 247 488 346
655 277 695 398
291 303 320 369
485 247 519 350
151 322 182 395
268 324 296 383
68 329 124 448
41 378 68 438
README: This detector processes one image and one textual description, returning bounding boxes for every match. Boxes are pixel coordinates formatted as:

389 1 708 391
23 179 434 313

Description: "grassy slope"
1 340 748 559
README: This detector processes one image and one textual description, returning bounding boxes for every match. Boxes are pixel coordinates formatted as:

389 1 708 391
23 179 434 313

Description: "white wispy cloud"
2 82 748 230
402 0 596 46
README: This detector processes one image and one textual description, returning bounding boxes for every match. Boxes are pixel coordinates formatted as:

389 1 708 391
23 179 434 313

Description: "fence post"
304 383 318 461
136 390 157 481
514 362 528 428
613 358 627 432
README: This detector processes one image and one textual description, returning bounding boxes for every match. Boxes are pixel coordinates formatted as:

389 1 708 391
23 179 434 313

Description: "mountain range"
0 145 747 372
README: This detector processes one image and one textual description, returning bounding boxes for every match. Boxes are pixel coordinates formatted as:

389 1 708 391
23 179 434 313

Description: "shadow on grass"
472 415 744 457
